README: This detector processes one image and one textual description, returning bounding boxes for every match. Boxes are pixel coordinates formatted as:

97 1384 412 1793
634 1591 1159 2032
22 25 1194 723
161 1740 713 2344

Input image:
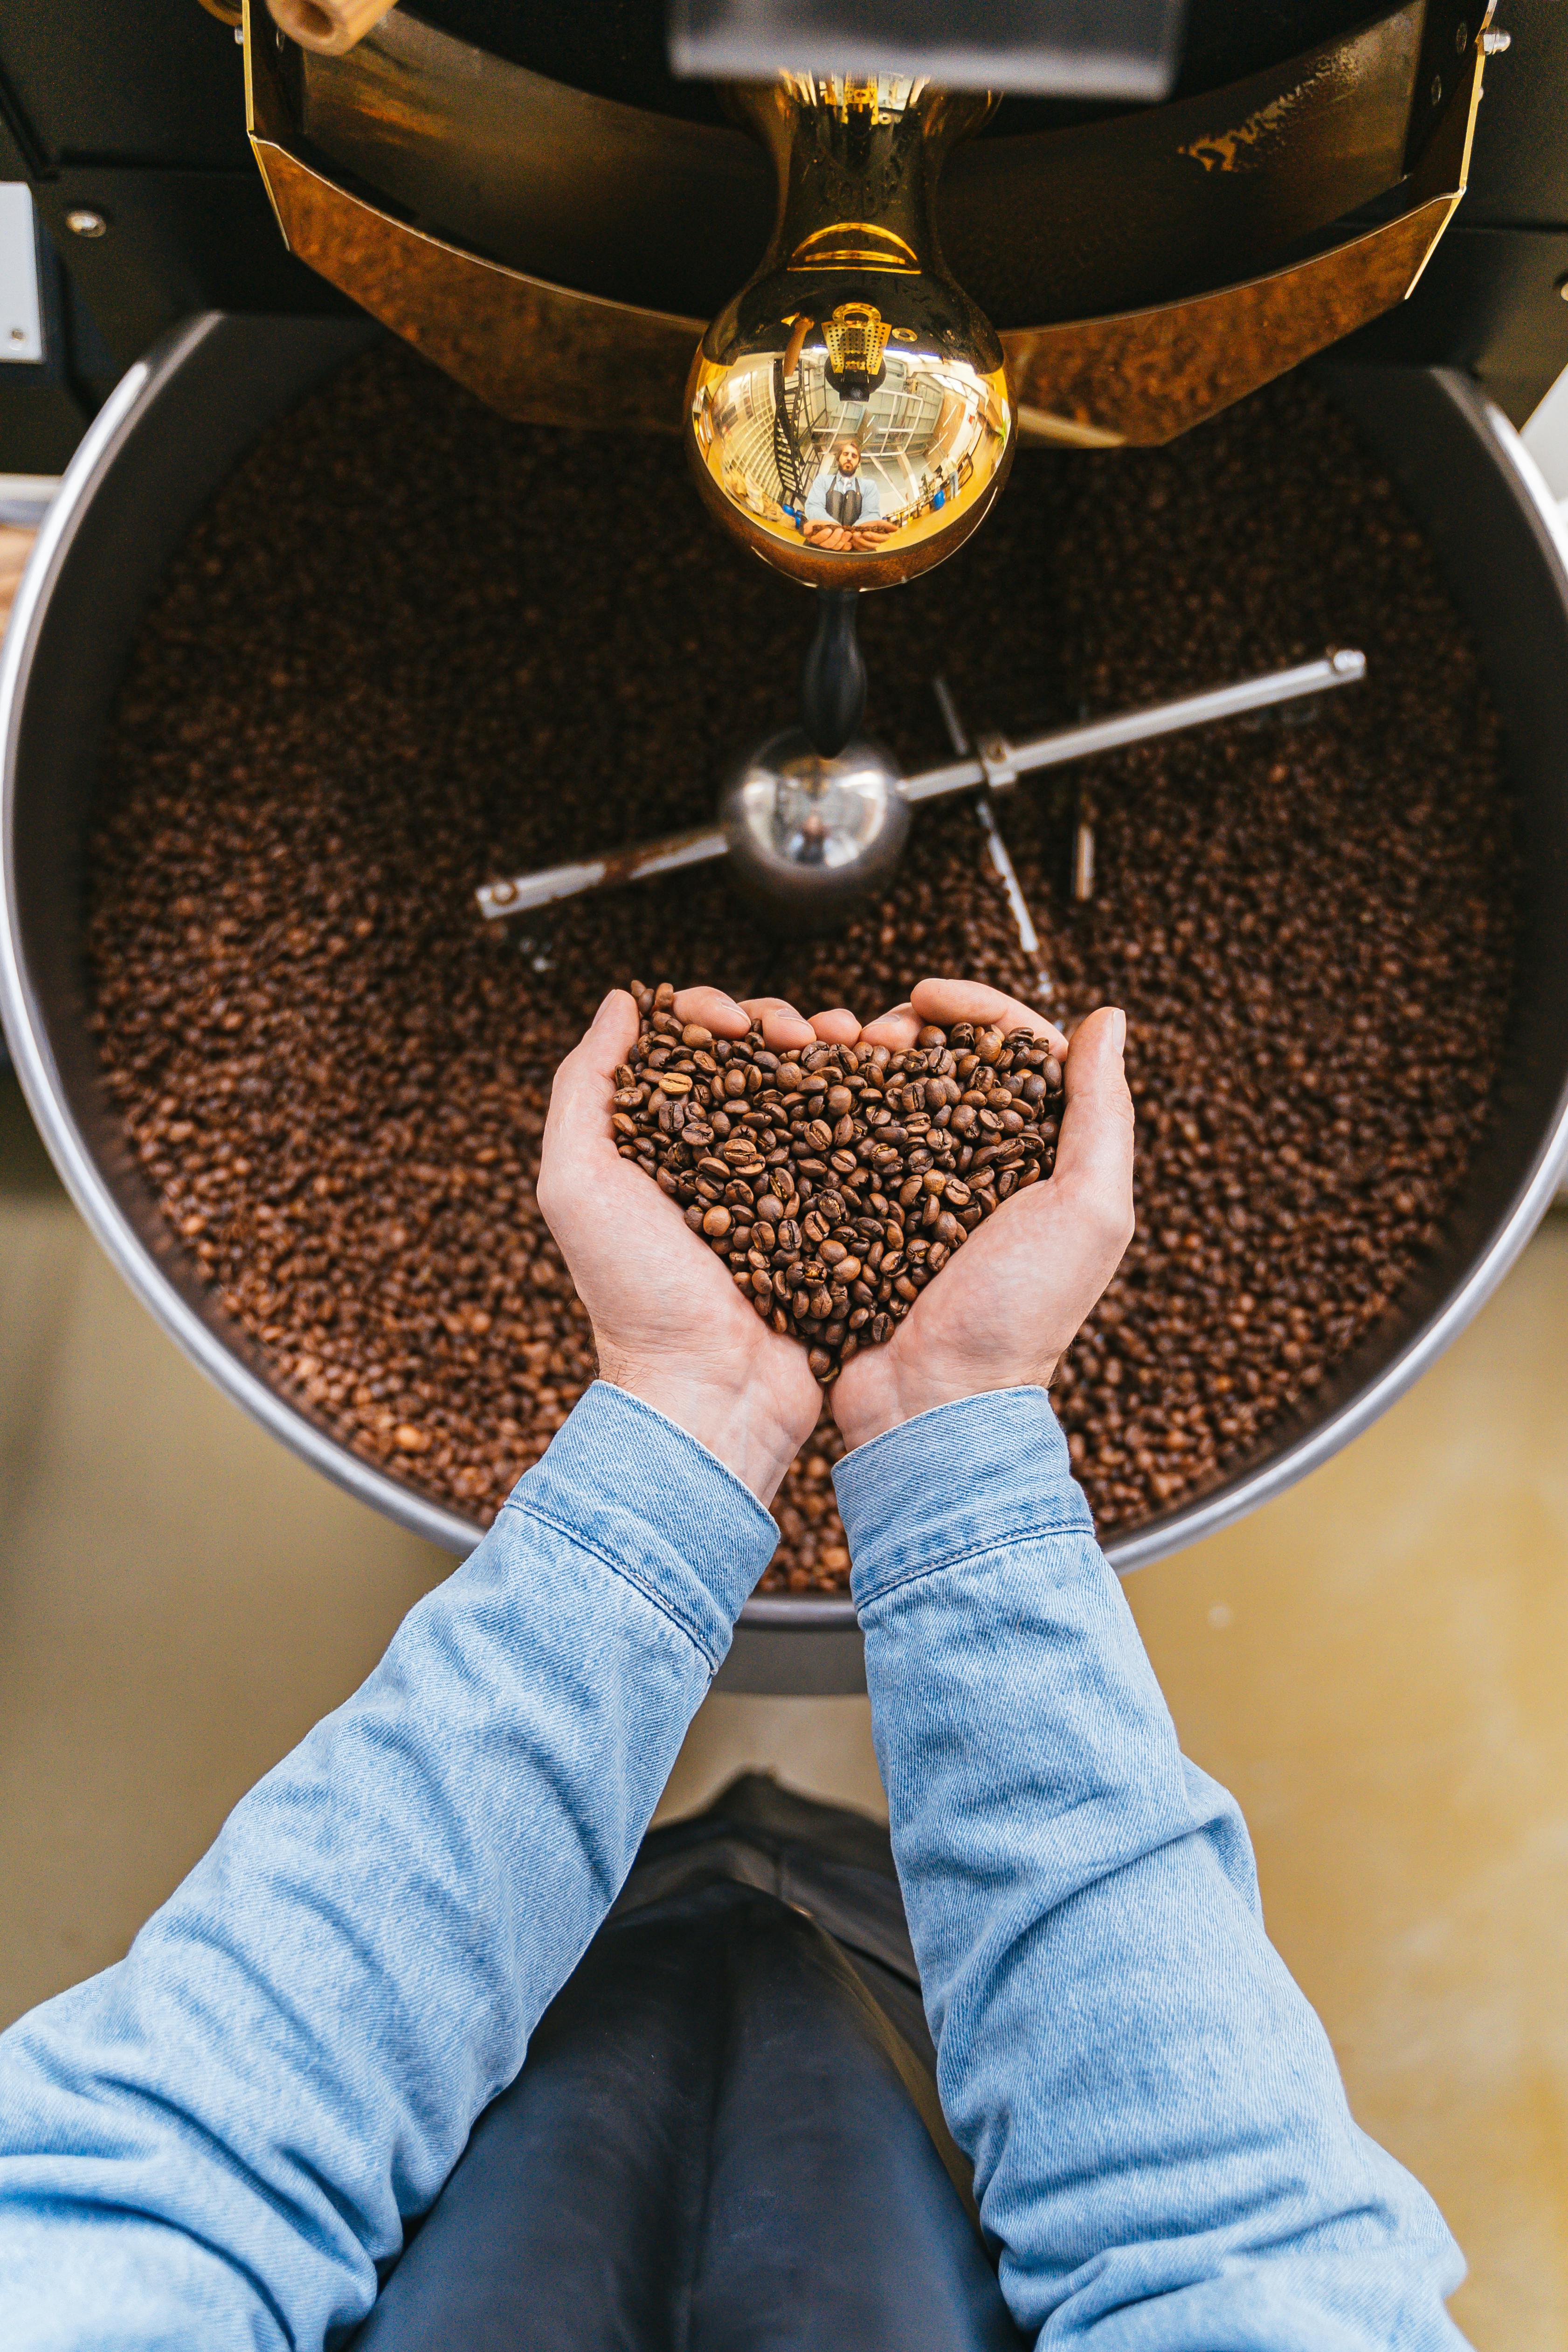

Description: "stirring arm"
476 649 1366 922
904 647 1366 803
477 824 726 921
933 673 1049 989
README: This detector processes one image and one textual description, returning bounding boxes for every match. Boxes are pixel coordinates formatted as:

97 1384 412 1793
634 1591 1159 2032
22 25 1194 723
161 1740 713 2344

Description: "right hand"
536 989 822 1504
831 980 1136 1453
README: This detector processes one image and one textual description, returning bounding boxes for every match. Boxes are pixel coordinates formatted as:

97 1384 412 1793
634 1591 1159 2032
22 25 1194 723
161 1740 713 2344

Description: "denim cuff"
833 1386 1092 1611
504 1381 780 1667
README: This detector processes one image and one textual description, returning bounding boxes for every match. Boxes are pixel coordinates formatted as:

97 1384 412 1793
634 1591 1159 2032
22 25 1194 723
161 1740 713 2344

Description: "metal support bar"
904 646 1366 802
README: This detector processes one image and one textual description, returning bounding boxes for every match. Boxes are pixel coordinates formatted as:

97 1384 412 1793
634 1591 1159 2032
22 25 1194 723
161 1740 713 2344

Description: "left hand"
832 980 1134 1452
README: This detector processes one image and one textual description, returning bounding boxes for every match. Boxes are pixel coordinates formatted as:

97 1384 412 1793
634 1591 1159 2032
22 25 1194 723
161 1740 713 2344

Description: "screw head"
65 209 108 239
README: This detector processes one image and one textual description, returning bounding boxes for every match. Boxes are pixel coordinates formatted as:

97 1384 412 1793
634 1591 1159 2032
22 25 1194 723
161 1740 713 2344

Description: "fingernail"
1110 1007 1126 1053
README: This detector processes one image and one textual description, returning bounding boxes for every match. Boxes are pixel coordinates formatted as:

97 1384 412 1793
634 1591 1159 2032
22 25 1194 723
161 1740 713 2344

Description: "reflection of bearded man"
804 443 895 552
825 443 865 526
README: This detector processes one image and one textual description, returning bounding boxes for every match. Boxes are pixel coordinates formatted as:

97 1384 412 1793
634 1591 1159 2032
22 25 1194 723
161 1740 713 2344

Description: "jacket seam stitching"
502 1497 722 1666
853 1516 1094 1607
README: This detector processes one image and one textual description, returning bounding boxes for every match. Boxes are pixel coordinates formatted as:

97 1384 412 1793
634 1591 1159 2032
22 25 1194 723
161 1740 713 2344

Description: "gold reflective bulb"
684 73 1015 593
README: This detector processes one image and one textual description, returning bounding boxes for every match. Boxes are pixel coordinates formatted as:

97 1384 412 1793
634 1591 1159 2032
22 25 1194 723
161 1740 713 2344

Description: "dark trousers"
353 1780 1022 2352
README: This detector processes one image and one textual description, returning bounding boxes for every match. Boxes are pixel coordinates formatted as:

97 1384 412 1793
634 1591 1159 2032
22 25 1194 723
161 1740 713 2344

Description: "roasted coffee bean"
83 344 1513 1598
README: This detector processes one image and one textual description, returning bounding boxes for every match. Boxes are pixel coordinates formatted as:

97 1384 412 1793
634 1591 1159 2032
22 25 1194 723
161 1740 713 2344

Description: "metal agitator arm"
476 648 1365 922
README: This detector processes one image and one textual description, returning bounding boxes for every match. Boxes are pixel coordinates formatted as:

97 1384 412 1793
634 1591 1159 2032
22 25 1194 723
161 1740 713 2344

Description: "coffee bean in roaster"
84 342 1515 1593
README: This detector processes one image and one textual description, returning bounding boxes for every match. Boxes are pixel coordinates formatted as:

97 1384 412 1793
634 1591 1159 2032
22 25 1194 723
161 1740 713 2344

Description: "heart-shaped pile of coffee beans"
612 980 1065 1382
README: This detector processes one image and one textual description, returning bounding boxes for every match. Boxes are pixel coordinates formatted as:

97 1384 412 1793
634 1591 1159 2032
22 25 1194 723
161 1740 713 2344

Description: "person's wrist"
835 1352 1060 1453
593 1345 811 1505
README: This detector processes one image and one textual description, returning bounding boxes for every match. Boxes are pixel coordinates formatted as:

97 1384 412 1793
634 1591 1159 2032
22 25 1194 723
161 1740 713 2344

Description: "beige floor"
1 1068 1563 2348
0 526 33 636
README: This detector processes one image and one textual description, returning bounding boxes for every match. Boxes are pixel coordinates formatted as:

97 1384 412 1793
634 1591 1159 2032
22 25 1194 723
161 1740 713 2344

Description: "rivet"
65 209 108 239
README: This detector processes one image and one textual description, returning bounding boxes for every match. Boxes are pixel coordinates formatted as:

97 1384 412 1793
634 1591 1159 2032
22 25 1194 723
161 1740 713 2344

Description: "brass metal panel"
1002 31 1485 449
289 1 1429 330
297 9 774 319
1003 197 1452 447
250 137 704 430
247 4 302 148
942 0 1425 325
244 0 700 433
244 0 1484 453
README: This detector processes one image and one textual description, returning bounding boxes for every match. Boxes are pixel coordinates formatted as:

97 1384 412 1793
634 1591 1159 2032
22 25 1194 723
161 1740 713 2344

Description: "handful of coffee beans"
615 979 1064 1381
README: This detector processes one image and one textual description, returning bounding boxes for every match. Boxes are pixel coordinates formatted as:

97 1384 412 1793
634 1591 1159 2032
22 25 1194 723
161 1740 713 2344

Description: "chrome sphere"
719 730 910 925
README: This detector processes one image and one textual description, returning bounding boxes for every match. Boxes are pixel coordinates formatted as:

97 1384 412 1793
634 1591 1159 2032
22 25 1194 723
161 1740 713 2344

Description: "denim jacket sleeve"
834 1386 1469 2352
0 1381 779 2352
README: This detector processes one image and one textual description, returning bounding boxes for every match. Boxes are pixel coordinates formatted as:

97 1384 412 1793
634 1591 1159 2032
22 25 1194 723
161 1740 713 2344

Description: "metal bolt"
1482 28 1510 51
977 731 1020 793
65 209 107 239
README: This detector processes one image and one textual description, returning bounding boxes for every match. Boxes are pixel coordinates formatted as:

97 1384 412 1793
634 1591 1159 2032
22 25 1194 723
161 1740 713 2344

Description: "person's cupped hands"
539 977 1134 1492
712 976 1136 1449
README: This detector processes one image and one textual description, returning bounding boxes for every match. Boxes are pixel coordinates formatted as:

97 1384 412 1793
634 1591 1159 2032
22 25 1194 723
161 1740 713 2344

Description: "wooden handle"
264 0 397 57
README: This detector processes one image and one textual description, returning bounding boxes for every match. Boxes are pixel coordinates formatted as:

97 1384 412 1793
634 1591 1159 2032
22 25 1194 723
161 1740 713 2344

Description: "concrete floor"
1 1067 1564 2348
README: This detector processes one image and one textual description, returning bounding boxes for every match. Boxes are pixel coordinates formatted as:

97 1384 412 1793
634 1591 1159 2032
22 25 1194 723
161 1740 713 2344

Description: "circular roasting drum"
4 312 1568 1693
